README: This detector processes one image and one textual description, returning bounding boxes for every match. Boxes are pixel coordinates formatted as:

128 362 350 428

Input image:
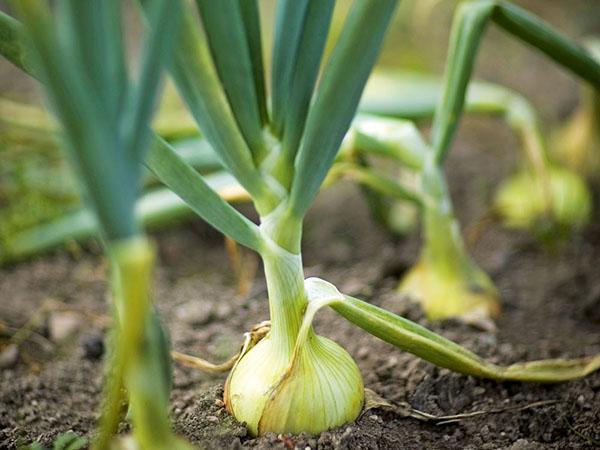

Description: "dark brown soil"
1 117 600 449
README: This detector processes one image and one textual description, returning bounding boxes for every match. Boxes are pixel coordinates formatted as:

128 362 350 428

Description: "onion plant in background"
2 0 600 441
347 0 600 321
359 71 592 241
552 39 600 182
6 1 192 449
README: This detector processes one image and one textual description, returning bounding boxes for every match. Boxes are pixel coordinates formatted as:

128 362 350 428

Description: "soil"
1 116 600 449
1 1 600 449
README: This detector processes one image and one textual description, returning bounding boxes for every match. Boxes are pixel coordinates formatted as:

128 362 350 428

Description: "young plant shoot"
8 1 192 449
3 0 600 441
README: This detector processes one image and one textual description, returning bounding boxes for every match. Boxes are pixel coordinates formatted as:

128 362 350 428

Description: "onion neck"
260 205 309 359
420 157 470 275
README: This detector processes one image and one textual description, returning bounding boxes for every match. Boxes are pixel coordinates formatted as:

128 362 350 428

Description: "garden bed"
1 118 599 449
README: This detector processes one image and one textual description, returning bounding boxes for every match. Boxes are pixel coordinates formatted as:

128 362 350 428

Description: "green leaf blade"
333 293 600 383
146 136 264 252
125 0 182 164
238 0 268 125
270 0 310 136
278 0 335 177
0 10 31 74
289 0 399 218
168 10 267 202
430 0 495 163
15 0 138 240
494 1 600 89
196 0 266 159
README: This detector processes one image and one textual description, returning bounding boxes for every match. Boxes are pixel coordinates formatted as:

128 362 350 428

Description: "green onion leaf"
57 0 125 126
0 10 31 74
146 136 264 252
124 0 182 166
238 0 268 125
289 0 399 218
332 290 600 382
15 0 138 240
166 8 269 205
430 0 495 163
494 1 600 88
431 0 600 164
195 0 266 159
270 0 310 136
277 0 335 180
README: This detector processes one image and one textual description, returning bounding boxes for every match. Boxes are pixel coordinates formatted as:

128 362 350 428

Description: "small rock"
0 344 19 369
214 302 233 320
472 387 486 396
356 346 370 359
48 311 81 342
83 336 104 360
175 300 213 326
509 439 535 450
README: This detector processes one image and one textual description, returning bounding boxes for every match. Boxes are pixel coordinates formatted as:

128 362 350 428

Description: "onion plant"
3 0 600 440
341 0 600 321
6 1 191 448
552 40 600 182
336 72 591 321
360 71 592 240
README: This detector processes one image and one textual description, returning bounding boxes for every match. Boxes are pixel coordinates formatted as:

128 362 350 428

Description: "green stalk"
94 238 155 450
258 203 307 352
96 238 188 450
552 40 600 180
260 243 307 360
431 0 600 165
399 157 499 321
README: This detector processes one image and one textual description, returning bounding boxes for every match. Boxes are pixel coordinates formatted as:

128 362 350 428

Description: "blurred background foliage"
0 0 598 261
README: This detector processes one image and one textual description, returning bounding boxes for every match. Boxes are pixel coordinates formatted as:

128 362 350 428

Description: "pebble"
214 302 233 320
509 439 534 450
48 311 81 342
175 300 213 326
0 344 19 369
83 336 104 360
472 386 486 396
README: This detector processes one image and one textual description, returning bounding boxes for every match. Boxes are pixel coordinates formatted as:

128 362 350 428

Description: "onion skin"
224 332 364 436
